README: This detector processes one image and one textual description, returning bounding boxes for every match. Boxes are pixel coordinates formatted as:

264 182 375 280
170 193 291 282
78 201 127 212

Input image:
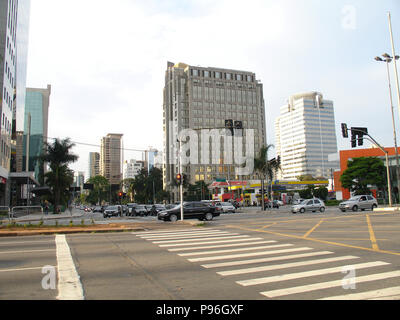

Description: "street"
1 207 400 300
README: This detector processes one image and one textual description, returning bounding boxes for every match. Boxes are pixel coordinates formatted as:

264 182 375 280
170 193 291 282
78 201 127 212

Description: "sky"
25 0 400 179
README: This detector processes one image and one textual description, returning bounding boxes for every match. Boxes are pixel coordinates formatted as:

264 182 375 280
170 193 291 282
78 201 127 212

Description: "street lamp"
375 53 400 203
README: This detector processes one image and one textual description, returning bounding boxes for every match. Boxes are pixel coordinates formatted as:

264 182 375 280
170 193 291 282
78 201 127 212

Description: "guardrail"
10 206 44 222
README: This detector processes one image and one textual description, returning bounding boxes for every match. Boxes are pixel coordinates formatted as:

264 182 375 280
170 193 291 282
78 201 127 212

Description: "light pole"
375 54 400 203
388 13 400 134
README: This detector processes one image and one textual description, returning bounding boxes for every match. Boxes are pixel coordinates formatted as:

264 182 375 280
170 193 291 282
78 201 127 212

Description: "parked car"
339 195 378 212
103 205 123 218
264 200 280 209
126 203 137 216
93 206 103 213
157 201 220 222
216 202 236 213
134 205 149 217
292 199 325 214
293 198 305 205
121 205 129 215
165 204 178 210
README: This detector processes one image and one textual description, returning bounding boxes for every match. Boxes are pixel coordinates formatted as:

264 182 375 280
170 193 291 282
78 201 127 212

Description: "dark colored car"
103 205 123 218
264 200 280 209
157 202 220 222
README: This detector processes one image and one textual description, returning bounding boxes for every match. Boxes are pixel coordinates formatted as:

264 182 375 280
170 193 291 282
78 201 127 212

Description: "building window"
204 70 210 77
192 69 199 76
215 71 221 79
226 73 232 80
236 74 242 81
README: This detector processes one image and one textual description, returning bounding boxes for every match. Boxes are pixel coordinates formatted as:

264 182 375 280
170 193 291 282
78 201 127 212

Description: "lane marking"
55 234 84 300
201 250 332 269
158 237 264 247
238 261 389 287
260 270 400 298
218 255 360 276
168 240 276 252
0 249 55 254
366 215 379 250
319 286 400 300
303 219 324 238
0 266 56 273
178 244 293 257
225 225 400 257
137 230 222 237
0 240 56 245
187 247 312 262
153 235 249 244
140 231 232 240
134 228 213 235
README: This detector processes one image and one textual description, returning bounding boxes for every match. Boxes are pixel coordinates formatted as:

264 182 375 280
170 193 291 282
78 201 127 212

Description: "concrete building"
88 152 100 179
144 147 158 172
73 171 85 191
123 159 145 180
275 92 339 180
100 133 123 185
15 85 51 181
1 0 32 205
163 62 266 200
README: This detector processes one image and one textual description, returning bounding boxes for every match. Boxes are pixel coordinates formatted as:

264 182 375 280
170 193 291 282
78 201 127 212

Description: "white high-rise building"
275 92 339 180
123 159 145 180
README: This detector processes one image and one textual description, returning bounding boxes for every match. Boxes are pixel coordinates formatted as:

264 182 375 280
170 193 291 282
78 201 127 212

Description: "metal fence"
10 206 44 222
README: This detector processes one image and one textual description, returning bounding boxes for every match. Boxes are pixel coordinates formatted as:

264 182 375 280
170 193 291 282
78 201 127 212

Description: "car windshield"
349 197 360 201
106 206 117 210
300 200 309 204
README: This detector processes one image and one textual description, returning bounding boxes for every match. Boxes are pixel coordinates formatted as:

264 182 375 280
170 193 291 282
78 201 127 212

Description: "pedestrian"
44 200 49 215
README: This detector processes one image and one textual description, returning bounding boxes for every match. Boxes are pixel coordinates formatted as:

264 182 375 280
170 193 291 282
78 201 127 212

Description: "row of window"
192 86 258 104
8 0 18 45
2 87 13 113
191 69 254 83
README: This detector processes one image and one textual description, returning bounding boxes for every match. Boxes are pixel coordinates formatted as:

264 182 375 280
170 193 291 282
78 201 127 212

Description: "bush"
325 200 341 206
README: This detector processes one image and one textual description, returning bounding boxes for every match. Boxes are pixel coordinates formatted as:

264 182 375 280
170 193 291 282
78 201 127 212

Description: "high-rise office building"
123 159 145 180
144 147 158 172
73 171 85 190
16 85 51 181
274 92 339 180
88 152 100 179
163 62 266 200
1 0 31 205
100 133 123 185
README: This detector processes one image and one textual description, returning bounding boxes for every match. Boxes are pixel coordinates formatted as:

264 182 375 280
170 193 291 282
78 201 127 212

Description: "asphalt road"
1 207 400 301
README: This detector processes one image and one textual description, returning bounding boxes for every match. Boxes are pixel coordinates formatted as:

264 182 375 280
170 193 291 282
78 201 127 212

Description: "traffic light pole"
349 128 392 207
178 138 184 221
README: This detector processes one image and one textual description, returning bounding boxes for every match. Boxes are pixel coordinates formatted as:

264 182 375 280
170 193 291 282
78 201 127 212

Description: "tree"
86 175 110 205
297 174 315 181
340 157 385 196
254 145 281 210
314 186 329 201
37 138 78 213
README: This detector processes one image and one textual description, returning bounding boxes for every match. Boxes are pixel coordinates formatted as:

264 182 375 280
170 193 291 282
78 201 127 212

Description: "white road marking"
55 234 84 300
0 249 55 254
201 250 332 269
137 230 222 237
0 266 56 273
319 286 400 300
168 240 276 252
238 261 387 286
0 240 55 245
178 244 293 257
158 237 264 247
187 247 312 262
152 235 249 244
134 228 214 235
140 231 232 240
218 255 360 276
260 270 400 298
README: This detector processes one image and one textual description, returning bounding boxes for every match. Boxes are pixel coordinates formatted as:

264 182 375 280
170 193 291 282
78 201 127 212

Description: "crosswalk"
135 228 400 300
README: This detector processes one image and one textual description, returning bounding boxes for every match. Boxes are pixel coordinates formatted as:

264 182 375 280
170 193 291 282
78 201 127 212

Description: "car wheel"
340 209 346 212
320 207 325 213
205 213 213 221
169 214 178 222
300 208 305 214
352 205 358 212
372 204 377 211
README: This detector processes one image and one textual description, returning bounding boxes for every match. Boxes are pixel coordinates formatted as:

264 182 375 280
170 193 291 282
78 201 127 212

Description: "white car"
216 202 236 213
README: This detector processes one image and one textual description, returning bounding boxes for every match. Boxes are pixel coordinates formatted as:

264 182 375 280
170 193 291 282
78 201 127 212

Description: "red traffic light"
118 192 123 197
176 174 182 183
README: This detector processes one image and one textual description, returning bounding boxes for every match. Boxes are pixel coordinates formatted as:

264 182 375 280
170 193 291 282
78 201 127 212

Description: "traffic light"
351 129 357 148
351 127 368 147
341 123 348 138
234 120 243 129
176 173 182 184
118 191 123 198
225 119 234 135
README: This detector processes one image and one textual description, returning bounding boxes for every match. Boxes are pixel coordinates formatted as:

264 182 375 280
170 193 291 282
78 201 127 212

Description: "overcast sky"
26 0 400 179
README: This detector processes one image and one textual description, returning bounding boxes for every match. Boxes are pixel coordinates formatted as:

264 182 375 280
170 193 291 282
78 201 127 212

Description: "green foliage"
187 181 211 201
85 175 110 205
37 138 78 213
299 185 314 199
131 167 165 204
340 157 385 195
297 174 315 181
313 186 329 201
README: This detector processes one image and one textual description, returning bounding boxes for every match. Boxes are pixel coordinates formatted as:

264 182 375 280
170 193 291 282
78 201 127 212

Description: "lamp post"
388 13 400 134
375 54 400 203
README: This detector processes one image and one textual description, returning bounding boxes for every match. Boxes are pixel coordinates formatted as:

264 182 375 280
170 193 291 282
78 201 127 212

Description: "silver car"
292 199 325 214
339 195 378 212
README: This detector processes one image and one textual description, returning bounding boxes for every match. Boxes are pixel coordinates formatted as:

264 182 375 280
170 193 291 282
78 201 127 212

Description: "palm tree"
254 145 281 210
38 138 78 213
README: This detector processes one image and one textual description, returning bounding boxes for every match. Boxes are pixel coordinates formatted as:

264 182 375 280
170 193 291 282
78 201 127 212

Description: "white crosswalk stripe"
168 240 276 252
319 286 400 300
218 256 361 276
136 228 397 300
260 270 400 298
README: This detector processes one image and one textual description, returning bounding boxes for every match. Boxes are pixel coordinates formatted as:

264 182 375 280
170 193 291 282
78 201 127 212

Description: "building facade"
73 171 85 191
16 85 51 181
1 0 31 205
88 152 100 179
100 133 123 185
163 62 266 200
123 159 144 180
275 92 339 180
